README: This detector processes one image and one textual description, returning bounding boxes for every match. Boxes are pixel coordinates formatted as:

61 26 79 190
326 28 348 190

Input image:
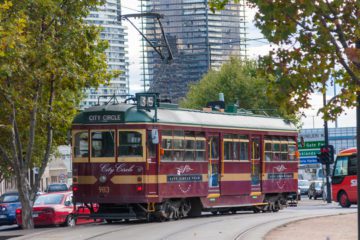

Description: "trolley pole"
323 91 332 204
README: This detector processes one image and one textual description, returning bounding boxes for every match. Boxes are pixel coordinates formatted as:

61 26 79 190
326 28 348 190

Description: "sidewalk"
265 212 357 240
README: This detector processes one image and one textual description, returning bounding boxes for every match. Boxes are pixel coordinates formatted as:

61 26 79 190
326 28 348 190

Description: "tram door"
250 136 262 194
207 133 220 195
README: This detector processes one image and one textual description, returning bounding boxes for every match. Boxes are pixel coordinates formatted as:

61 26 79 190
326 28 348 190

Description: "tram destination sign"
167 174 202 183
84 111 124 123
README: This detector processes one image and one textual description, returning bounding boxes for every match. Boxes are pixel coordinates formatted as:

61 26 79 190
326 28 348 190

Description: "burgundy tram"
71 94 299 221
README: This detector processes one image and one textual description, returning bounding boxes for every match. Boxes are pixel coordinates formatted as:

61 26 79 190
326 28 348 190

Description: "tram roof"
73 103 297 133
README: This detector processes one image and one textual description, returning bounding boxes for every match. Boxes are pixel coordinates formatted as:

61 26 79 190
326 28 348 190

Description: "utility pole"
323 90 332 203
355 39 360 240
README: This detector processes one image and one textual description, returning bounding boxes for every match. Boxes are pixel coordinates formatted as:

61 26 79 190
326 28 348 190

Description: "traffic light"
316 145 334 164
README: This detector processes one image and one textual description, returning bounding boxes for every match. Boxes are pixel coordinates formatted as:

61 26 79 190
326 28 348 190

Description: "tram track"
11 203 356 240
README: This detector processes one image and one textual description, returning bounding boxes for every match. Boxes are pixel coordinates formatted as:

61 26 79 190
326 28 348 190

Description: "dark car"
45 184 68 193
0 192 21 225
298 180 310 195
308 181 325 200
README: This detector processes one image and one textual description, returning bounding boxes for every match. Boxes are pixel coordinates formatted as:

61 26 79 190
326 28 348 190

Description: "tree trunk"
17 172 33 229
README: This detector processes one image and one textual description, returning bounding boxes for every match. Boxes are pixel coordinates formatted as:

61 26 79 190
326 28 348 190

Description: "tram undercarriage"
76 193 295 222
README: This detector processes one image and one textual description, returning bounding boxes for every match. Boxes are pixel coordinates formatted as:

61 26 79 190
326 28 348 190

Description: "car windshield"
315 182 323 188
298 181 309 187
34 194 64 205
0 194 19 203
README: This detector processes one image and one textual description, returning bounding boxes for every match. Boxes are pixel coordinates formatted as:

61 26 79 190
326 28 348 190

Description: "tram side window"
334 156 348 176
195 139 205 161
210 136 219 159
252 139 260 160
74 132 89 157
161 130 205 162
224 141 231 160
118 131 143 157
147 131 156 158
173 138 184 161
281 144 288 161
91 131 115 157
184 139 195 161
288 145 296 161
273 143 281 161
265 142 272 161
240 142 249 160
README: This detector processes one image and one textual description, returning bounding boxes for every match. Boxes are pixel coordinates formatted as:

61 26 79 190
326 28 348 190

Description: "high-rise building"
81 0 129 109
140 0 247 102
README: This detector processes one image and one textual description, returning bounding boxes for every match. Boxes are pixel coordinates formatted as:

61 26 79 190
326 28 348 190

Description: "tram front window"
74 132 89 157
119 131 143 157
91 131 115 157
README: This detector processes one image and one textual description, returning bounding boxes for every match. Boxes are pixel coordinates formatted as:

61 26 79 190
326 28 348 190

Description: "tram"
71 93 299 221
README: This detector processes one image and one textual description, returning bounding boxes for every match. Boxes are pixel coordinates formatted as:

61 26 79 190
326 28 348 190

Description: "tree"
180 57 297 122
210 0 360 233
209 0 359 119
0 0 117 229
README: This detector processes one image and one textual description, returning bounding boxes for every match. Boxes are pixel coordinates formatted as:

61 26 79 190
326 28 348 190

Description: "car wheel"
65 215 76 227
105 219 113 223
314 195 317 200
339 192 351 208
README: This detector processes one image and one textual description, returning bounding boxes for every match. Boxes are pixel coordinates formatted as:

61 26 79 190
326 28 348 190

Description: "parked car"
298 179 310 195
44 183 68 193
308 181 325 200
16 191 95 227
0 191 21 226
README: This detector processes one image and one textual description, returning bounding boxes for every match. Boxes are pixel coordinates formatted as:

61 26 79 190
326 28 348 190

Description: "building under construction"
140 0 247 103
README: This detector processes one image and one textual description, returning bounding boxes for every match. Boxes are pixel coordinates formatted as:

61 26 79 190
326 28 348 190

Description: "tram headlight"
99 175 107 183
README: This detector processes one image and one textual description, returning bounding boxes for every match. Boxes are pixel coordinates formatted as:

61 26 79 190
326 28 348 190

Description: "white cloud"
301 93 356 129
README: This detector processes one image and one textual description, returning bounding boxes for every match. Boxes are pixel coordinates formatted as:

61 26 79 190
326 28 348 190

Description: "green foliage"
0 0 118 228
180 57 298 124
209 0 360 121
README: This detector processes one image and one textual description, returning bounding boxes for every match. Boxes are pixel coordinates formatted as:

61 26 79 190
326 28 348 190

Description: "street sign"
298 141 325 150
59 173 66 181
300 157 318 164
298 140 324 165
300 150 321 157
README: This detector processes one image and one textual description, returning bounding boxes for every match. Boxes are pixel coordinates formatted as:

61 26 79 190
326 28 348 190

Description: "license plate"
0 215 6 219
32 213 38 218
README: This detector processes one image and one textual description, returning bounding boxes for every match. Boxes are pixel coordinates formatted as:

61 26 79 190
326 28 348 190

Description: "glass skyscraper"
140 0 247 102
81 0 129 109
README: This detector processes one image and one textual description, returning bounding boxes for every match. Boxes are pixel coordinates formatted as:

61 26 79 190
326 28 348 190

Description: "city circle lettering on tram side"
87 114 123 123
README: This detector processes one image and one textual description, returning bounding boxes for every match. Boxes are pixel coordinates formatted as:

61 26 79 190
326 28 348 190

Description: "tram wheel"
180 199 191 218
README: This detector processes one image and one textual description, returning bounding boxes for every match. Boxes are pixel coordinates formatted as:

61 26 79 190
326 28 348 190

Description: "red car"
16 191 96 227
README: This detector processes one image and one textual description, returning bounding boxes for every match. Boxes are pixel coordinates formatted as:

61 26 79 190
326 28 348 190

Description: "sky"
121 1 356 129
